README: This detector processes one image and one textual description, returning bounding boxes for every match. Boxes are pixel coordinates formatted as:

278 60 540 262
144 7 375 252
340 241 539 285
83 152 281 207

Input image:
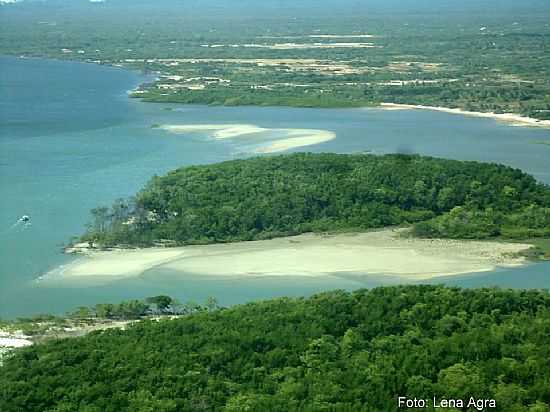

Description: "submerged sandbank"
254 130 336 153
380 103 550 128
43 230 531 282
159 123 336 152
160 124 265 139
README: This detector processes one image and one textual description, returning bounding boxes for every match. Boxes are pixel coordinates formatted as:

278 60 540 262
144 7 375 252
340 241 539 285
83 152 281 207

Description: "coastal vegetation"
0 295 216 339
79 153 550 248
2 285 550 411
1 2 549 119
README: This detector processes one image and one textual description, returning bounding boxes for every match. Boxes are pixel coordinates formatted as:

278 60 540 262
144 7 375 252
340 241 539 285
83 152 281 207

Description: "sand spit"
44 248 186 280
380 103 550 129
44 230 532 282
160 124 336 152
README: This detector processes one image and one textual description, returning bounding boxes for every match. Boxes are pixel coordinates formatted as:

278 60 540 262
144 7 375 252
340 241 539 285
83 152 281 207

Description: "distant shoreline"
8 55 550 128
380 103 550 129
43 229 532 283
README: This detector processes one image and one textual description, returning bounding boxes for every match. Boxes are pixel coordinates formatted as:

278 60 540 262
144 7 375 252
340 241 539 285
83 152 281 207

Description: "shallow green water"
1 56 549 318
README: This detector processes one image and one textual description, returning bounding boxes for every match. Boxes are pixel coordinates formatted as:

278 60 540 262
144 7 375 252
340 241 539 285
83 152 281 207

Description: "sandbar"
380 103 550 128
160 124 265 139
254 130 336 153
160 123 336 152
44 230 532 282
44 248 185 279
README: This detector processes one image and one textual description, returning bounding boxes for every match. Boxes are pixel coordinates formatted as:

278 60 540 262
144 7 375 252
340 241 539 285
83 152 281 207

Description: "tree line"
79 153 550 247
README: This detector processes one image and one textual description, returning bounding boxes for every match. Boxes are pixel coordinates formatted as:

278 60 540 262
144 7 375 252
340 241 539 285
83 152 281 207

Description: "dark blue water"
1 55 549 318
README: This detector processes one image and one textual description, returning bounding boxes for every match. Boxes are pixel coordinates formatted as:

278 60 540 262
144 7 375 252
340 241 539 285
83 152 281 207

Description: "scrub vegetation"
1 2 549 118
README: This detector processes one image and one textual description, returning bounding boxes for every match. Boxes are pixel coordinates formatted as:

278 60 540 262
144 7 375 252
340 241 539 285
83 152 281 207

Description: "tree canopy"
81 153 550 246
1 286 550 411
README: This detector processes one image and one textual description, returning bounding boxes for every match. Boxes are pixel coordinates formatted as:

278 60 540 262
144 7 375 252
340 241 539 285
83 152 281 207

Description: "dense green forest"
80 154 550 247
2 286 550 411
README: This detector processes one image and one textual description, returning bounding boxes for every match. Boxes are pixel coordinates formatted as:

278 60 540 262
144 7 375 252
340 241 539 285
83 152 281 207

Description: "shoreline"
7 55 550 129
43 229 532 283
380 103 550 129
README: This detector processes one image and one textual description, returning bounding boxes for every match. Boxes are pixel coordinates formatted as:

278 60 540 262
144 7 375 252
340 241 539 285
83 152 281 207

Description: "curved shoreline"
379 103 550 129
42 230 533 283
8 55 550 130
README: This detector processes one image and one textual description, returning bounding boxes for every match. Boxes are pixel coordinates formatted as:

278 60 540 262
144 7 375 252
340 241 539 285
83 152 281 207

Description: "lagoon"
1 56 549 318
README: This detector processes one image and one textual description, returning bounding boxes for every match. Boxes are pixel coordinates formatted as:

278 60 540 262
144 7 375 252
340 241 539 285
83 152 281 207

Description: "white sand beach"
160 123 336 152
46 248 186 279
380 103 550 128
45 230 532 282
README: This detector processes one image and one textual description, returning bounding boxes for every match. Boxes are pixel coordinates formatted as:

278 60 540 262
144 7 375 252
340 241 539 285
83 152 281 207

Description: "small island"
54 153 550 281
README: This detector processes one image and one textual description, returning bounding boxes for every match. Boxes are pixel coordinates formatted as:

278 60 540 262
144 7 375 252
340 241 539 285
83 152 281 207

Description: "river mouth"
1 56 550 318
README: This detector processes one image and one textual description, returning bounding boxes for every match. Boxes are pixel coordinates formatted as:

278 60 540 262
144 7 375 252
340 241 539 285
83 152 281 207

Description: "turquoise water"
1 56 549 318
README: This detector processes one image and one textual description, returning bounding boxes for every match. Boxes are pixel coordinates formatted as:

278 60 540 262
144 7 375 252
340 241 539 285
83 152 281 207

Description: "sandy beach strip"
380 103 550 128
44 230 532 282
44 248 186 280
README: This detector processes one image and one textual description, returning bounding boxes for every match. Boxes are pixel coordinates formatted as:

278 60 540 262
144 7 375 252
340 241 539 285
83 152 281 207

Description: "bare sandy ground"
0 331 33 349
44 230 532 282
380 103 550 128
160 124 336 152
197 43 379 50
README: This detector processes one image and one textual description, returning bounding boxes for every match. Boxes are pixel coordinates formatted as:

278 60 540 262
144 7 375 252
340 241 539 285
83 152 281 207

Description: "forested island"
79 154 550 256
2 286 550 411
